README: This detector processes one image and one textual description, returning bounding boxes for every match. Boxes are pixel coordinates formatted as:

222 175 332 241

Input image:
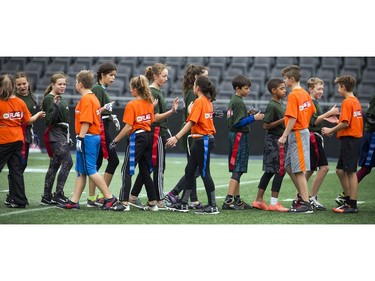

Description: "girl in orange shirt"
166 75 219 214
0 74 45 208
109 75 157 211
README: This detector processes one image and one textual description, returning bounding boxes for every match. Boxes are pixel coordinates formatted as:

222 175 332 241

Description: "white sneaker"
309 196 326 211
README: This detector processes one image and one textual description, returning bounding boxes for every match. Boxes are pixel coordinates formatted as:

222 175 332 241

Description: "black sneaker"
41 194 55 205
7 202 26 208
289 201 313 213
235 198 253 210
195 205 220 215
291 194 302 209
109 202 130 211
4 194 12 205
57 200 80 209
99 196 118 210
222 200 242 210
52 191 69 204
332 204 358 213
166 202 189 213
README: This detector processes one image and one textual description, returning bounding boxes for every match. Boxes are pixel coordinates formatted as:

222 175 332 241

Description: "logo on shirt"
3 111 24 119
299 101 312 111
205 112 213 119
354 110 362 118
136 113 151 122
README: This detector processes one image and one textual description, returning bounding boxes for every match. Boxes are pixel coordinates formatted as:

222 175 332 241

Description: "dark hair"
0 74 15 101
267 77 284 93
96 62 117 83
280 65 301 82
231 74 251 90
130 75 154 104
195 75 216 102
14 71 37 105
77 70 94 89
182 64 208 96
334 75 356 92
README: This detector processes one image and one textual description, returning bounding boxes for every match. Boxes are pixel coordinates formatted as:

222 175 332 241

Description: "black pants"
119 132 156 202
180 138 216 207
0 141 28 205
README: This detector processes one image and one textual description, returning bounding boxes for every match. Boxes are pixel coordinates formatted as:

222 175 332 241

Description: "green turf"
0 152 374 224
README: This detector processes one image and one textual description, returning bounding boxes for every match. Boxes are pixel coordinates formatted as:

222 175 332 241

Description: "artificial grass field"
0 152 374 224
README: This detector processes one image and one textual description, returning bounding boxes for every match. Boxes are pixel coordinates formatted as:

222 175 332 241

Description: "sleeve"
285 94 298 118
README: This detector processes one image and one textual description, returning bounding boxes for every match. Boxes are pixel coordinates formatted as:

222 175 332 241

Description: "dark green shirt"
151 87 169 136
227 95 249 133
263 99 285 137
16 91 38 143
92 83 111 117
183 89 196 123
309 99 323 132
365 95 375 132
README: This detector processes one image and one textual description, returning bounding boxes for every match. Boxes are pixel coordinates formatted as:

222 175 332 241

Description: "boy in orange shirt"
278 65 316 213
322 75 363 213
57 70 117 210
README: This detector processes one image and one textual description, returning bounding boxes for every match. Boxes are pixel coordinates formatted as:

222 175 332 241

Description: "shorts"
309 132 328 171
358 131 375 168
228 131 249 173
75 134 100 176
285 129 310 173
262 133 286 174
336 136 362 172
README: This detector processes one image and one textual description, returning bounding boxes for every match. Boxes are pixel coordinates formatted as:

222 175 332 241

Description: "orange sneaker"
252 200 269 211
268 202 289 212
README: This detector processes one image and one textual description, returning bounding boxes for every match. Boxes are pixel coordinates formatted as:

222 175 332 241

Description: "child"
130 63 179 210
252 78 288 212
87 62 120 207
305 77 339 211
57 70 117 210
1 74 45 208
165 75 219 214
41 72 73 205
222 74 264 210
109 75 158 211
278 65 316 213
356 93 375 183
322 75 363 213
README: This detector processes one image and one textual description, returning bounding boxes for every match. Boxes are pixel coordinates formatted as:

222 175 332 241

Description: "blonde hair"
145 63 169 82
130 75 154 104
0 74 15 101
307 77 324 90
43 72 67 97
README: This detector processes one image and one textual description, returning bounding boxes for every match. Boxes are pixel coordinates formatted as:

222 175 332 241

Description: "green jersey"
309 99 323 132
263 99 285 137
151 87 169 137
227 95 249 133
365 95 375 132
92 83 111 117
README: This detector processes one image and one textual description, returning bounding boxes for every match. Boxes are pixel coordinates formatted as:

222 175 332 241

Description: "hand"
103 101 114 112
278 135 287 146
112 114 120 131
187 101 194 114
321 127 333 137
324 116 339 124
76 136 84 152
171 97 179 113
69 138 74 147
109 140 117 150
153 99 159 108
54 95 61 104
33 133 40 147
37 111 46 119
329 104 340 116
248 106 257 115
254 111 264 121
213 109 224 118
165 136 178 148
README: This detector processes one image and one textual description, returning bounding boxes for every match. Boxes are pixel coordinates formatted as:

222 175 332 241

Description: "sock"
270 197 278 206
225 195 233 203
89 195 96 201
345 196 350 204
98 193 104 199
350 199 357 208
234 195 241 203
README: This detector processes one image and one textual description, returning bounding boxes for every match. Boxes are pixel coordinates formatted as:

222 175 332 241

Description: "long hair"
0 74 15 101
14 72 37 106
145 63 169 82
182 64 208 97
43 72 67 97
195 75 216 102
130 75 154 104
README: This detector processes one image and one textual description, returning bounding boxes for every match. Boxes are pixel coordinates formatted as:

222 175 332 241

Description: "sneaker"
235 199 252 210
222 200 242 210
164 191 179 206
87 199 97 208
6 202 26 208
156 200 167 210
268 202 289 212
95 196 105 206
41 194 55 205
57 200 80 209
166 202 189 213
309 196 326 211
291 194 302 209
52 191 69 204
332 204 358 213
195 205 220 215
110 202 130 211
128 196 145 209
4 194 11 205
143 203 159 212
289 201 313 213
99 196 118 210
189 201 203 210
335 192 346 206
252 200 269 211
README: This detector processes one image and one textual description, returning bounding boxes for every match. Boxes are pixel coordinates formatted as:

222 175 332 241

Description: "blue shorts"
75 134 100 176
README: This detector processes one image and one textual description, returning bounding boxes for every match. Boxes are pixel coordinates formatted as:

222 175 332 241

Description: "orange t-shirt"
0 96 31 144
337 96 363 139
75 93 101 135
187 95 216 135
122 99 154 135
284 88 316 130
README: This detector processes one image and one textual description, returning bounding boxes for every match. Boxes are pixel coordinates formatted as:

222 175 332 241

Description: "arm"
314 105 339 125
28 111 46 124
263 117 285 130
234 111 264 128
154 97 179 122
113 123 133 143
321 121 349 137
278 117 296 145
165 120 194 148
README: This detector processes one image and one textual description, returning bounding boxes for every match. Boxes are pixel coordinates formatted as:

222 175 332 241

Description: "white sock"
270 197 278 206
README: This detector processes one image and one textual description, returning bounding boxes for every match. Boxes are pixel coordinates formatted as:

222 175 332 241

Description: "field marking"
0 206 56 217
